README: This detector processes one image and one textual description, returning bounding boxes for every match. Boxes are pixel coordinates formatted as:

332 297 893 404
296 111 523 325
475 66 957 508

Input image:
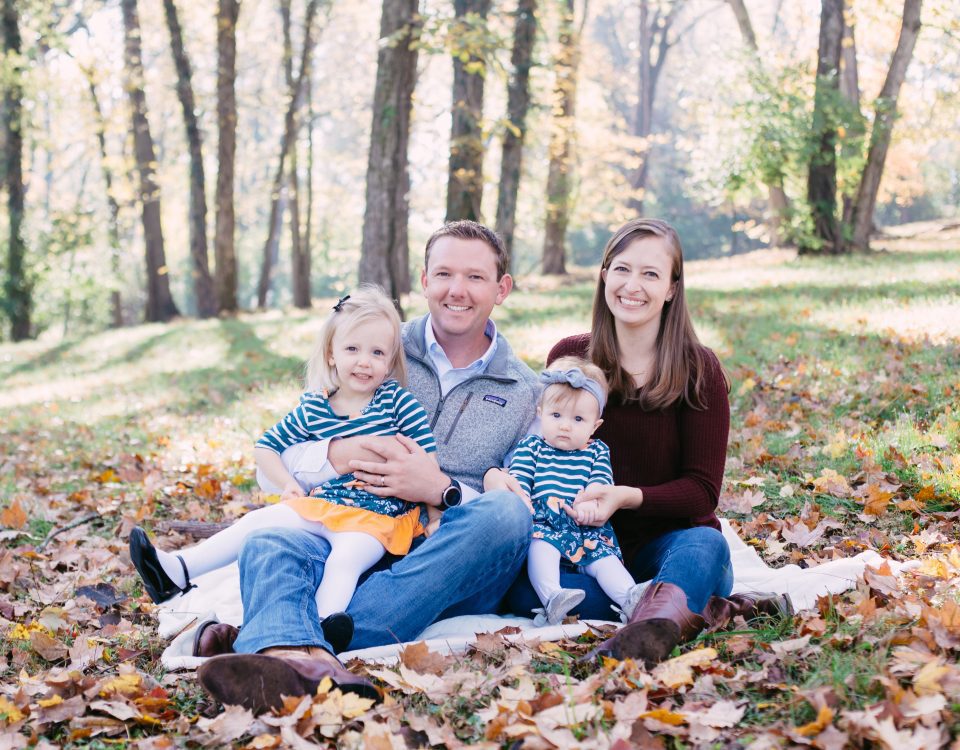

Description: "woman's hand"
563 484 642 526
484 468 533 513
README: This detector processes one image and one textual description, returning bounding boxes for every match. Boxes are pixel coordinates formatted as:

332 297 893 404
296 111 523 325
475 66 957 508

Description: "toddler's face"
539 389 603 452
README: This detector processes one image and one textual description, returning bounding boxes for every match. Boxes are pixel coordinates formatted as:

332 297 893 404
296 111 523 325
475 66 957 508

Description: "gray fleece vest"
401 316 540 493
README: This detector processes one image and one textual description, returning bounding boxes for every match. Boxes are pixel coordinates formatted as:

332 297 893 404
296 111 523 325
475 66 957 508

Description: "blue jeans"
233 490 531 654
503 526 733 620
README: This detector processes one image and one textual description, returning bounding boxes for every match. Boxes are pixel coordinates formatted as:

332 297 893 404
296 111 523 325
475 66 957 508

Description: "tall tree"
629 0 681 214
81 65 124 328
214 0 240 313
282 0 310 309
726 0 791 245
541 0 586 275
849 0 922 250
163 0 215 317
838 16 863 227
2 0 30 340
257 0 323 309
494 0 537 270
359 0 420 301
445 0 491 222
121 0 179 321
803 0 844 255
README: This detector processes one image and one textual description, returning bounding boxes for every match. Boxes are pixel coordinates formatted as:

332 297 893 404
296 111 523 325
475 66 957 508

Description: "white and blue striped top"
508 434 613 502
257 379 437 456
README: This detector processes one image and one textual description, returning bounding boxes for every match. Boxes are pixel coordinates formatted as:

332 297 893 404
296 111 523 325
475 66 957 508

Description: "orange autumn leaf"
0 499 27 530
641 707 685 725
795 705 834 736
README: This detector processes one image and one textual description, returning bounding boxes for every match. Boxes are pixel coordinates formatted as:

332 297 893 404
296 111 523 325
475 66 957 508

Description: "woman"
505 218 787 663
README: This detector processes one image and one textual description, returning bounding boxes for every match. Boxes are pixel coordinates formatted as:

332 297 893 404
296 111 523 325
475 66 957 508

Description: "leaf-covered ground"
1 229 959 748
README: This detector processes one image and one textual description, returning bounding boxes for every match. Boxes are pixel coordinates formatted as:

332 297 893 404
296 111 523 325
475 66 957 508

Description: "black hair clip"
332 294 351 312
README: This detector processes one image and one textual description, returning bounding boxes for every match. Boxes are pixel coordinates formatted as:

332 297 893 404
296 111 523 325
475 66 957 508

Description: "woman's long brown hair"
588 218 724 410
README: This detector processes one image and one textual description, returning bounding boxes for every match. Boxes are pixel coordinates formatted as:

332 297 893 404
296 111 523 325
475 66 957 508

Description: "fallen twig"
37 512 100 551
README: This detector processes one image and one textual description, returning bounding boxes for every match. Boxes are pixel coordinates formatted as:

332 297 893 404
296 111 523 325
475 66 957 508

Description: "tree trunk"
214 0 240 314
282 0 311 309
494 0 537 271
121 0 180 322
628 0 680 215
303 77 315 303
850 0 922 251
445 0 491 223
359 0 420 303
163 0 215 318
802 0 844 255
2 0 30 340
541 0 585 275
257 0 323 309
82 66 124 328
839 18 862 227
726 0 790 245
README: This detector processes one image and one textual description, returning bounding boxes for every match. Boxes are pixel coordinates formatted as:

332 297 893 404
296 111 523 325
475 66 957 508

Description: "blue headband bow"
539 368 606 411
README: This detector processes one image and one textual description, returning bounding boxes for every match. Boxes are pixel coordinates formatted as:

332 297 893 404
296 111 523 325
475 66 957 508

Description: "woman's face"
601 236 676 332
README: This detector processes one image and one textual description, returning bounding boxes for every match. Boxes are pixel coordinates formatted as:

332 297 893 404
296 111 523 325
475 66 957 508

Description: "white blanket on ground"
158 519 911 671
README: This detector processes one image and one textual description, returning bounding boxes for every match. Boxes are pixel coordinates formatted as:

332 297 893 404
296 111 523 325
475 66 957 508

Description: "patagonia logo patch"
483 395 507 407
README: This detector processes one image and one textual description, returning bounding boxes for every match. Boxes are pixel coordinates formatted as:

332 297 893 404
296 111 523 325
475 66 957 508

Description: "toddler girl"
498 357 647 626
129 286 439 650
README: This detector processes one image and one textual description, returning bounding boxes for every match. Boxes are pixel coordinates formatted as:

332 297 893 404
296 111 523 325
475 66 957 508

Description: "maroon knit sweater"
548 334 729 566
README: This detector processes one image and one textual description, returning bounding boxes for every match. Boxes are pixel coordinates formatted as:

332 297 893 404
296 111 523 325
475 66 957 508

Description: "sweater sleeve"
626 351 729 522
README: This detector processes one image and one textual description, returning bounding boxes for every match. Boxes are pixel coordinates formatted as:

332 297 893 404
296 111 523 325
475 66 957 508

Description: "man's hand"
563 484 642 526
327 435 400 475
484 468 533 513
349 434 447 505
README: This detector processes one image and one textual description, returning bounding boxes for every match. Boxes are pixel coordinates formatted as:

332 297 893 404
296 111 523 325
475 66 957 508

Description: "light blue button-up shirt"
423 314 499 397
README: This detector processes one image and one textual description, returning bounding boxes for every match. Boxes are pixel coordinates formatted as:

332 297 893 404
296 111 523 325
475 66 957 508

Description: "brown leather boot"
192 621 239 657
585 581 705 666
197 646 380 715
702 591 794 632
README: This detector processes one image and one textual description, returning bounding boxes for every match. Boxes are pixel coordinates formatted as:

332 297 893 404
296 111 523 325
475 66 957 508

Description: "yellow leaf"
0 695 25 723
914 660 950 696
538 641 563 654
37 695 64 708
99 673 142 697
738 377 756 395
653 647 717 688
640 707 685 725
795 705 834 736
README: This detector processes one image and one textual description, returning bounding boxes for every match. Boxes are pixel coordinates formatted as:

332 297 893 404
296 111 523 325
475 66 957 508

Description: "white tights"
527 538 636 607
163 504 385 617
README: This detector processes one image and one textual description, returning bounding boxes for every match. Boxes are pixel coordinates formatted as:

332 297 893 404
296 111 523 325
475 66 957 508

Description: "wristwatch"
440 478 462 509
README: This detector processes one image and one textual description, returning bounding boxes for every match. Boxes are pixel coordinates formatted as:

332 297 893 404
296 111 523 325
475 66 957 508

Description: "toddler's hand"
280 481 305 502
424 516 442 537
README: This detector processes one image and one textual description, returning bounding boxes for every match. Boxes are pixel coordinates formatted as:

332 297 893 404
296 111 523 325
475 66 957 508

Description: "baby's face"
539 389 603 452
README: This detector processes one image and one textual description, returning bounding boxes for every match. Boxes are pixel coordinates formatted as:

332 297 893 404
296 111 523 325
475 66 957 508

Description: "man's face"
421 237 512 344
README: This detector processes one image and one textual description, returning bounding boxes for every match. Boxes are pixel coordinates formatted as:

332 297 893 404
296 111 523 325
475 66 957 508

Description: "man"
198 221 539 713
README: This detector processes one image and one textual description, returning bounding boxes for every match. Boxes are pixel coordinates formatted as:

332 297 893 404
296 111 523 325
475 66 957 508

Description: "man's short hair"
424 220 509 280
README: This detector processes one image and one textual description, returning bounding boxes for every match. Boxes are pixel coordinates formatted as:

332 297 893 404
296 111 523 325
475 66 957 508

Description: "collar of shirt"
424 314 498 396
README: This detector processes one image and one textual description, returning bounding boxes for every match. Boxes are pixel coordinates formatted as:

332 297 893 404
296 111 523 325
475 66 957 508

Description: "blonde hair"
589 218 728 409
540 356 609 413
305 285 407 393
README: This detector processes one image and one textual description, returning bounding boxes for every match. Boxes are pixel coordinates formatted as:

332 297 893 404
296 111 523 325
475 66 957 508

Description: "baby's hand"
424 516 442 537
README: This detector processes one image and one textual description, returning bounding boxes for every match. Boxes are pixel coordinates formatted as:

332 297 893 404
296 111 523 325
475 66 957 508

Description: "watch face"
443 485 462 508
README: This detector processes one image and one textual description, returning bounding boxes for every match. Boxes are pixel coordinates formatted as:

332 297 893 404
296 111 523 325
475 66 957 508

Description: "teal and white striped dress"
257 379 437 520
508 434 621 565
